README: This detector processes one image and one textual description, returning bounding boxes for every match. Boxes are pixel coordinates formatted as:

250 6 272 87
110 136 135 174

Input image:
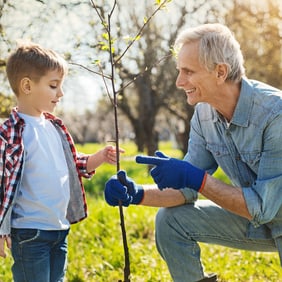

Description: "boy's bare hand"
103 145 125 165
0 237 11 258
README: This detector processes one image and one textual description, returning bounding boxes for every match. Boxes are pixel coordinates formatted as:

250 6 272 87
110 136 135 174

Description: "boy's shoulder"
0 115 11 129
0 111 22 142
0 116 12 141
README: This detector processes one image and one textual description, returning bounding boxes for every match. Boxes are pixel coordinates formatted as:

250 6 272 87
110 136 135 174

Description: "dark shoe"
197 273 218 281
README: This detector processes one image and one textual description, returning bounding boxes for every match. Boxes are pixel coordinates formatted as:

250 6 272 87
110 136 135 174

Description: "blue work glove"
104 170 144 207
136 151 207 192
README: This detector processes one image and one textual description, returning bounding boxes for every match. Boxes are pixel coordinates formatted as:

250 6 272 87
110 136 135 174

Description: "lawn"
0 142 281 281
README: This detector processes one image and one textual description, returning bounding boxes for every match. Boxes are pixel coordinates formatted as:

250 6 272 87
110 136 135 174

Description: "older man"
105 23 282 282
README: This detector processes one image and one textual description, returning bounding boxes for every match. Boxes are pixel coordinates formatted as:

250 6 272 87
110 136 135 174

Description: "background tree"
86 0 231 156
0 0 13 119
225 0 282 89
0 93 14 118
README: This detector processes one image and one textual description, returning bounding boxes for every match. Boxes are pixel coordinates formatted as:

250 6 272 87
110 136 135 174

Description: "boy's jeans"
155 200 277 282
11 228 70 282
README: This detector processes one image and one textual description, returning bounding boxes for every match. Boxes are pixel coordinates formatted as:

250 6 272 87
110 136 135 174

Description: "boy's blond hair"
6 42 68 96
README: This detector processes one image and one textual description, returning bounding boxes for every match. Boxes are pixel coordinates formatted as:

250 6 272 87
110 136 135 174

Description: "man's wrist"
198 172 208 193
132 185 144 204
185 163 207 192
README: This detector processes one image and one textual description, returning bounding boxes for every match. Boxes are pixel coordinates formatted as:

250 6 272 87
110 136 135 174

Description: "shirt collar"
231 77 254 127
212 77 254 127
10 107 24 125
10 108 63 127
43 111 63 126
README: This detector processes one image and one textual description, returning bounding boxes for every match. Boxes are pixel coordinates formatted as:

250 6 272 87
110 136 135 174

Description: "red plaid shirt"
0 108 94 232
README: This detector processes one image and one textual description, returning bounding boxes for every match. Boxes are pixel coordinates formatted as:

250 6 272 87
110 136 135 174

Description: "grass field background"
0 142 281 281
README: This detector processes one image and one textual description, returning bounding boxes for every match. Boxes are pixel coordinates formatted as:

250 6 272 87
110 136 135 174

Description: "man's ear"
215 64 228 84
20 77 31 95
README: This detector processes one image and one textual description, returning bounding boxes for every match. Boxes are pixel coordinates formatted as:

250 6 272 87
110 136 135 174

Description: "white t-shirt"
12 113 70 230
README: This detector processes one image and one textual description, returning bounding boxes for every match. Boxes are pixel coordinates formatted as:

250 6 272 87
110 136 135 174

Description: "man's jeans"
155 200 278 282
11 228 70 282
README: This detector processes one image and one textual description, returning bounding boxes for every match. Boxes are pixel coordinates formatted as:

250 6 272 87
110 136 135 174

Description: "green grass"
68 200 282 282
1 142 281 281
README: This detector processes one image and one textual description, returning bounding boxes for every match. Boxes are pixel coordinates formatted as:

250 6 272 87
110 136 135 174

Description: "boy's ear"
20 77 31 95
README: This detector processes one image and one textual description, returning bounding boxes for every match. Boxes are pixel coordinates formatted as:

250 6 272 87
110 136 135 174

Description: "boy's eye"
50 85 57 89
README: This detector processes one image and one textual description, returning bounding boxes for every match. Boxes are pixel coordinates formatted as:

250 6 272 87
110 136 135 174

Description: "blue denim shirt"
181 77 282 241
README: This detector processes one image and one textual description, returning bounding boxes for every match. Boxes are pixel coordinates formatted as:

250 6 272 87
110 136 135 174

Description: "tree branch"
114 0 170 65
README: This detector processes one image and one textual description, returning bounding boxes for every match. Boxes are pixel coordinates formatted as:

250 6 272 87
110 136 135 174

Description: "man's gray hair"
174 23 245 83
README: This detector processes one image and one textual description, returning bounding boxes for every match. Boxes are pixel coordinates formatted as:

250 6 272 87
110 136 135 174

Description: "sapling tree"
86 0 172 281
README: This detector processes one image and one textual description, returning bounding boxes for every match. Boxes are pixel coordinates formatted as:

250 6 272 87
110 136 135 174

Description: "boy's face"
19 70 65 116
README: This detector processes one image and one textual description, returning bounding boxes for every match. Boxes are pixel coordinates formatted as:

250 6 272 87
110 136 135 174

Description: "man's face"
175 41 217 106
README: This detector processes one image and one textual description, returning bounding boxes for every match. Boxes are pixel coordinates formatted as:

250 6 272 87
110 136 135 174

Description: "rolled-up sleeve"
243 175 282 227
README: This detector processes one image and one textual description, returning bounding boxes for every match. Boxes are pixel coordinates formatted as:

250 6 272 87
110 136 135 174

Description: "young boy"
0 42 121 282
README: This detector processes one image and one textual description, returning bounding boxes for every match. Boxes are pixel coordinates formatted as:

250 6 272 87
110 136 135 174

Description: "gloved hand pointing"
104 170 144 207
136 151 207 192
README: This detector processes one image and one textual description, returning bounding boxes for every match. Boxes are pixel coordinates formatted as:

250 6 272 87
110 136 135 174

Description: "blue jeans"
155 200 278 282
11 228 70 282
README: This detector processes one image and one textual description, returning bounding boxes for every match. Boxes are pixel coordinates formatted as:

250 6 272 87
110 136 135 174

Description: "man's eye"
185 70 193 75
50 85 57 89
